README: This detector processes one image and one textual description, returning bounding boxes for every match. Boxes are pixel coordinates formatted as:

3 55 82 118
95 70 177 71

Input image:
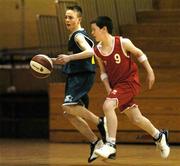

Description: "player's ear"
102 26 107 32
79 16 82 22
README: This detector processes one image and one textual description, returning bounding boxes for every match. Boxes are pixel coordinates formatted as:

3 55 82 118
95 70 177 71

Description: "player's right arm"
95 55 112 94
55 34 94 65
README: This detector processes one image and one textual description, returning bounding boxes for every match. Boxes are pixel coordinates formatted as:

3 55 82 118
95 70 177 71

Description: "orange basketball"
30 54 53 79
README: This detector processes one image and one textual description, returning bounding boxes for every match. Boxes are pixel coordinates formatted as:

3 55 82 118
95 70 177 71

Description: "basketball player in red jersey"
91 16 170 159
57 16 170 160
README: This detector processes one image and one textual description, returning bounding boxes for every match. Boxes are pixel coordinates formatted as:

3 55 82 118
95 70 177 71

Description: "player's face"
65 10 81 32
91 23 103 42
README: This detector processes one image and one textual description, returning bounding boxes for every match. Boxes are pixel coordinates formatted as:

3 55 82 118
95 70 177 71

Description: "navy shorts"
63 72 95 108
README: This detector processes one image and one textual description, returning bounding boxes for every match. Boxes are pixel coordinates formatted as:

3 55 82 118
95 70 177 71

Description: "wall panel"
135 0 153 11
24 0 56 48
0 0 153 49
115 0 136 26
0 0 22 48
0 0 56 49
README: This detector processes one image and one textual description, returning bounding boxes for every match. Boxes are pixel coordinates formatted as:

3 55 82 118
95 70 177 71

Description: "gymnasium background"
0 0 180 144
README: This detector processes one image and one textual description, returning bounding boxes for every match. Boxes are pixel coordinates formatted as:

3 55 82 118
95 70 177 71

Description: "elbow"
86 49 94 57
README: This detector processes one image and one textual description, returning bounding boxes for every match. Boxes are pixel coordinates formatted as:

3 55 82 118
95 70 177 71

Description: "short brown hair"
66 5 82 17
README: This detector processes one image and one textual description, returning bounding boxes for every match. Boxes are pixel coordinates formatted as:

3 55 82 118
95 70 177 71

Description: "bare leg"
64 112 98 142
103 99 118 139
94 99 117 159
124 106 159 137
62 105 99 125
124 106 170 159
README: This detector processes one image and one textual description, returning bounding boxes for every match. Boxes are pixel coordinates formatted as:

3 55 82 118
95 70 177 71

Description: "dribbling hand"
56 54 71 65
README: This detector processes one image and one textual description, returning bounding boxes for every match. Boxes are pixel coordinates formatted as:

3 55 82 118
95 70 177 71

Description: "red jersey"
94 36 141 94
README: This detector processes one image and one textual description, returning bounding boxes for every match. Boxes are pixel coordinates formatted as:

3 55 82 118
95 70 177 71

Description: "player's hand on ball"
51 55 70 65
57 54 71 64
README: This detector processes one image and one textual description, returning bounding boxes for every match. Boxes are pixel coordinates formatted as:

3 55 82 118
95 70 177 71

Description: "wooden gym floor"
0 139 179 166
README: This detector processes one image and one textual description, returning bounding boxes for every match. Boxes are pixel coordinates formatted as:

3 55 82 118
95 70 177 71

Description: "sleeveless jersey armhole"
119 36 130 58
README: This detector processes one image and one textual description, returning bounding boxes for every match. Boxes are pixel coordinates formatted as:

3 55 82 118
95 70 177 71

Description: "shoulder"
120 37 133 48
74 29 93 45
70 29 84 41
74 28 87 37
74 30 85 40
74 32 88 46
75 33 85 42
114 36 131 45
121 37 132 44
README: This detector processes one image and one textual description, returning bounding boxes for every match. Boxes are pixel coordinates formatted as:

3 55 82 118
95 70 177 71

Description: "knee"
61 105 71 118
63 110 74 121
103 100 115 113
61 104 68 110
61 105 71 114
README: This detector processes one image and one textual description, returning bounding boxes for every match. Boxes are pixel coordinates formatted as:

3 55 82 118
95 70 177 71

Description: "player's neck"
101 35 114 47
70 25 82 34
100 35 114 55
101 35 114 48
69 25 83 38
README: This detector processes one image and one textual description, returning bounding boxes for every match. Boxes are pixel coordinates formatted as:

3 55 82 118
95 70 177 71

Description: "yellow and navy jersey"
63 29 96 74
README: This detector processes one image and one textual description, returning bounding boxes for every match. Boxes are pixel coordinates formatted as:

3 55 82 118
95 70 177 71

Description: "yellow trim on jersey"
91 55 95 64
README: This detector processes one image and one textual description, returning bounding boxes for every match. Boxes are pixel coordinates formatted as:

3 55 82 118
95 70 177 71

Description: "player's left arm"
56 34 94 64
122 38 155 90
